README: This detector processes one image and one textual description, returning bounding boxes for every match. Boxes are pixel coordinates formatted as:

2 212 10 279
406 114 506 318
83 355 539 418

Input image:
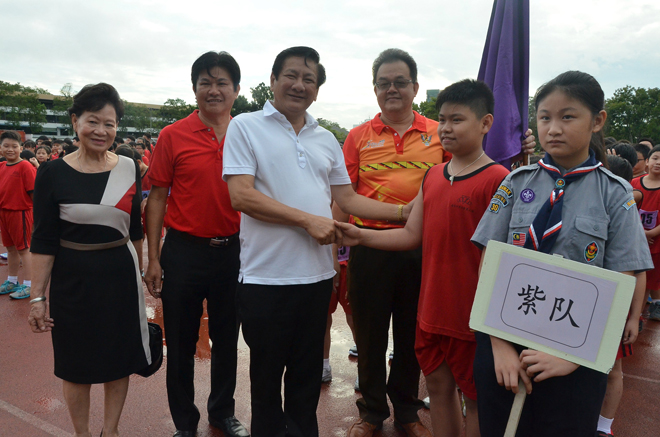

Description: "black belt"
167 228 239 247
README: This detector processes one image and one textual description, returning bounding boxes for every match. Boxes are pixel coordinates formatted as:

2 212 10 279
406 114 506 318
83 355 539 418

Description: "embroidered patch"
421 134 432 146
489 202 501 213
362 139 385 150
491 193 509 208
512 233 526 247
623 198 636 210
555 178 566 189
497 185 513 198
520 188 535 203
584 241 599 263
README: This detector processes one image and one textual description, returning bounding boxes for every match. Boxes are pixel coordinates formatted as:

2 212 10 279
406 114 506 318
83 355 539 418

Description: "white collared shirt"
223 101 351 285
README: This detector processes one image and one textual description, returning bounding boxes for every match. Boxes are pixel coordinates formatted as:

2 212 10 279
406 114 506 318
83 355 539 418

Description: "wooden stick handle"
504 380 527 437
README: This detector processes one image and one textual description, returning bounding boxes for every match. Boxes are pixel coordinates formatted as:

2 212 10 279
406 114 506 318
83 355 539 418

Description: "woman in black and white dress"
28 83 150 437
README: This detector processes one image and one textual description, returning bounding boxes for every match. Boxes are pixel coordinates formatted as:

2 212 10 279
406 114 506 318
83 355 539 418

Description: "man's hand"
522 129 536 155
334 221 362 247
28 301 54 333
519 350 579 382
29 157 39 168
491 336 532 394
145 259 163 299
304 215 337 245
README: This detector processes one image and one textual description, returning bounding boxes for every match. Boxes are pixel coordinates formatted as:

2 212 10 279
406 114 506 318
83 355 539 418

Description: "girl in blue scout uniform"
471 71 653 436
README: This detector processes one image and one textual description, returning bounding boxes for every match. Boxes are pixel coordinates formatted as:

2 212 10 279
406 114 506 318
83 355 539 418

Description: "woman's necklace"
448 151 485 186
77 152 108 173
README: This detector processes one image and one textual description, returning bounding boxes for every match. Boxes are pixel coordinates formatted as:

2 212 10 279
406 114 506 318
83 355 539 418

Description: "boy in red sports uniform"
337 79 510 437
0 131 36 299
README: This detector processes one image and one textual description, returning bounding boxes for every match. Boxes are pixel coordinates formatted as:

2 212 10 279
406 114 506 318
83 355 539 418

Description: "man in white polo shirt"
223 46 410 437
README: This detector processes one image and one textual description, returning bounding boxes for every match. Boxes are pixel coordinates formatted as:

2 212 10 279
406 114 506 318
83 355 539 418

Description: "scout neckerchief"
524 150 602 254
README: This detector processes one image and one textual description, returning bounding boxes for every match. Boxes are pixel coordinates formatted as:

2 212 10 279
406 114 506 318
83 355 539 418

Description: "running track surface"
1 242 659 437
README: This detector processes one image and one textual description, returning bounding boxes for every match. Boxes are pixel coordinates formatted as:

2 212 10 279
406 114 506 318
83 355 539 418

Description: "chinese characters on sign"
517 284 580 328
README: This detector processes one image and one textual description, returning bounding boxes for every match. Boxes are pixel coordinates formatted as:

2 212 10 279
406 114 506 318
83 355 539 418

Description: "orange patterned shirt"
344 111 449 229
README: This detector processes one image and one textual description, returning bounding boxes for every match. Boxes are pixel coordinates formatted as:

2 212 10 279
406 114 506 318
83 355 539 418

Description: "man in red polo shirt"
145 51 249 437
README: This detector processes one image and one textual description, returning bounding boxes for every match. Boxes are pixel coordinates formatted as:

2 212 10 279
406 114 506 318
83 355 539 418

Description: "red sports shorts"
328 263 351 316
646 252 660 290
0 209 32 251
415 325 477 400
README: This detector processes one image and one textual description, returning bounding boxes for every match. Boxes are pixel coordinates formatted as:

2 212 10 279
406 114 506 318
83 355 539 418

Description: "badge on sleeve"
489 202 501 213
584 241 599 263
622 198 636 210
520 188 535 203
497 185 513 198
512 233 526 247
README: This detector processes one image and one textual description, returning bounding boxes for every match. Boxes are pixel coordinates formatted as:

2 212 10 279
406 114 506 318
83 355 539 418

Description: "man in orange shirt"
340 48 445 437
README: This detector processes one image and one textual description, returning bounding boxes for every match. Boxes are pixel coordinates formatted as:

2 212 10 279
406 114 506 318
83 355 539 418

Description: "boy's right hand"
491 336 532 394
334 221 361 246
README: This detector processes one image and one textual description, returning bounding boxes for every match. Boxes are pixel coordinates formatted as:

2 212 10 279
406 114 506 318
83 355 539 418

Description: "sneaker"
650 302 660 321
0 280 19 295
348 345 358 357
596 432 614 437
322 366 332 383
422 396 430 409
354 375 360 391
9 285 30 300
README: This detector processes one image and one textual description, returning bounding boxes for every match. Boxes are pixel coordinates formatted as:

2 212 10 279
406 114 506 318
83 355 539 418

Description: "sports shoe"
354 375 360 391
322 366 332 383
9 285 31 300
649 302 660 321
348 345 358 357
422 396 430 409
0 280 19 295
596 431 614 437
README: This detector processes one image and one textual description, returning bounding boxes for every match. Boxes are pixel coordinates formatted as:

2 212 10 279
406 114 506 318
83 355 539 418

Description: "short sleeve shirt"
0 160 36 210
472 164 653 273
149 110 240 238
343 112 448 229
223 101 351 285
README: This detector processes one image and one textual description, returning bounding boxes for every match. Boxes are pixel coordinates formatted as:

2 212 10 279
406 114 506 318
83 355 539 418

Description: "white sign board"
470 241 635 373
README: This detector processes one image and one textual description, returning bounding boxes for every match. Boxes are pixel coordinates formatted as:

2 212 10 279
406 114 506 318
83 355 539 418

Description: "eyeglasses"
375 80 414 91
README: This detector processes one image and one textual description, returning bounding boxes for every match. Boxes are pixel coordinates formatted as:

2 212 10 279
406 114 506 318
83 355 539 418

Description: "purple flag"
478 0 530 168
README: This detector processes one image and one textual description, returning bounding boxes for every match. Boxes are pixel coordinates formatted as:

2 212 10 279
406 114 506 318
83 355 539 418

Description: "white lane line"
0 399 70 437
623 374 660 384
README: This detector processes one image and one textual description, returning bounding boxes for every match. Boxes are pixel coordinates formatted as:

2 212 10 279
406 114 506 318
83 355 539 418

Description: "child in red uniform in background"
337 79 509 437
0 131 36 299
632 146 660 323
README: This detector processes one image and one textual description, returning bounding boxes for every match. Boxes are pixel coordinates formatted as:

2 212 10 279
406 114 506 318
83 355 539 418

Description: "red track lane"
0 243 659 436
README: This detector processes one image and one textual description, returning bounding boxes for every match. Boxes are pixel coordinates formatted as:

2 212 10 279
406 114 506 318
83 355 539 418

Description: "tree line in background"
1 79 658 144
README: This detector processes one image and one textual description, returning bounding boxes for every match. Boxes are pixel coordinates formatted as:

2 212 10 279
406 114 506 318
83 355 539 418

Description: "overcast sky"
2 0 659 129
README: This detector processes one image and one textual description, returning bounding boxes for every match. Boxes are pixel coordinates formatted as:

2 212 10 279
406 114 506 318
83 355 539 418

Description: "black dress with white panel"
31 156 150 384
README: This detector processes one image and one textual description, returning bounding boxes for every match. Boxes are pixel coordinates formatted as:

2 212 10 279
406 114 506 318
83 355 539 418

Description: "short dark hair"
191 51 241 92
37 135 49 141
36 145 51 155
639 137 655 146
23 140 36 149
634 143 650 160
372 48 418 85
144 133 151 139
126 135 135 142
435 79 494 119
68 83 125 122
272 46 326 87
63 144 78 155
0 131 21 144
115 145 139 162
606 155 633 182
649 145 660 159
63 138 73 146
52 138 63 146
73 136 79 141
613 143 637 169
42 140 52 147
